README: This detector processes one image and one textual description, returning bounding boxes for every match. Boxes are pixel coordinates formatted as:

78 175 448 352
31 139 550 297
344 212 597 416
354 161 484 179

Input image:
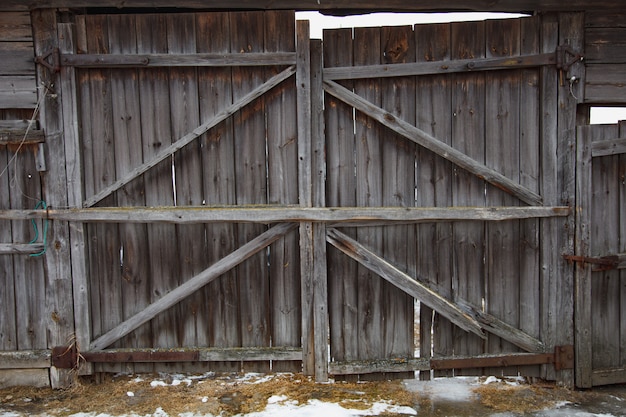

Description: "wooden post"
31 8 76 388
574 126 592 388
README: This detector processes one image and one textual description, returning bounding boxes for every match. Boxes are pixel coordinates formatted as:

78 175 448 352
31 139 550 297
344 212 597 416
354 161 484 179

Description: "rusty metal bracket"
51 345 78 369
556 44 583 72
563 254 619 271
554 345 574 371
34 47 60 74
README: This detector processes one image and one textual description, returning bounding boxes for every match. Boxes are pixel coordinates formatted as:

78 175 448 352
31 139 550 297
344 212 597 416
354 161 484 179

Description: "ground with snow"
1 372 625 417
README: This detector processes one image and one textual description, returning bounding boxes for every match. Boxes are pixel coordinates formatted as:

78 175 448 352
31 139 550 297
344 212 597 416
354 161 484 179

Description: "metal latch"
563 254 620 271
34 47 60 73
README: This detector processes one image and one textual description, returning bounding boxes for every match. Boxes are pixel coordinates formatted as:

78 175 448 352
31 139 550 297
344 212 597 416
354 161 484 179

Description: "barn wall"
584 12 626 104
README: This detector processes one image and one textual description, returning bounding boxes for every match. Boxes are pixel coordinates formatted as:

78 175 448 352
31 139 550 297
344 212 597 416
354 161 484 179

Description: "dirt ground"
2 372 624 417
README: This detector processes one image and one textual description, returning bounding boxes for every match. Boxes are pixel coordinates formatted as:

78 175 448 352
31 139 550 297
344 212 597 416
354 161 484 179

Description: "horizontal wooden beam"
324 53 556 81
84 65 296 207
89 222 297 350
592 368 626 386
329 351 563 375
0 128 44 146
326 227 486 339
323 80 543 206
52 346 301 368
4 0 624 12
0 206 570 224
591 137 626 157
61 52 296 68
0 350 51 369
0 243 45 255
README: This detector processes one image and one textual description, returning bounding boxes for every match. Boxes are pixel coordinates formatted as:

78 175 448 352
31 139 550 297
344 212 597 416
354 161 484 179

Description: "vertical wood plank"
450 20 486 376
555 12 585 387
296 19 315 377
266 10 300 373
414 22 452 380
58 21 92 375
196 11 240 373
353 26 384 380
539 12 560 382
31 8 75 388
380 24 415 380
310 38 329 381
136 14 181 359
231 11 270 372
518 16 542 378
575 125 594 388
324 27 358 379
0 147 16 351
83 14 123 375
616 120 626 366
166 13 207 367
590 125 620 372
484 18 521 376
106 14 151 374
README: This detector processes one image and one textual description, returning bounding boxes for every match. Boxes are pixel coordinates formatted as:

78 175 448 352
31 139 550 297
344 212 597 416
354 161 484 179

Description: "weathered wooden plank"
448 19 486 376
380 24 415 380
592 368 626 386
554 12 584 388
78 347 302 362
106 14 151 374
83 64 295 207
590 126 621 374
613 121 626 376
323 79 543 206
353 25 385 380
518 15 542 378
90 222 297 351
585 12 626 28
584 27 626 63
591 137 626 156
266 10 300 374
310 38 328 382
83 14 124 375
0 42 35 75
584 64 626 104
0 369 49 389
484 18 522 376
330 357 431 375
0 75 37 108
574 125 594 388
60 52 297 67
0 350 50 369
196 11 239 373
0 148 16 351
136 13 180 361
326 228 486 339
0 127 43 145
539 12 560 383
31 8 74 388
0 11 32 42
166 12 206 366
323 52 556 80
296 19 315 378
0 243 44 254
231 11 270 372
324 27 358 376
0 206 571 223
6 0 626 13
414 22 452 379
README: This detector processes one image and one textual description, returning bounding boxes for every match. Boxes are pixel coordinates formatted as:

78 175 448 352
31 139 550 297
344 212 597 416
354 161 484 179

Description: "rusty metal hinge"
556 44 583 72
554 345 574 371
563 254 619 271
34 47 60 73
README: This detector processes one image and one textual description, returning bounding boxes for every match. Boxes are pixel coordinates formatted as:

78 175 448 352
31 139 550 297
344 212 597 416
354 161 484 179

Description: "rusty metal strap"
563 254 622 271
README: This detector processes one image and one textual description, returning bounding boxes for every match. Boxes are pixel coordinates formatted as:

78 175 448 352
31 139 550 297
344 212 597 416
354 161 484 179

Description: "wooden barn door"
576 122 626 387
322 14 583 383
56 10 303 374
